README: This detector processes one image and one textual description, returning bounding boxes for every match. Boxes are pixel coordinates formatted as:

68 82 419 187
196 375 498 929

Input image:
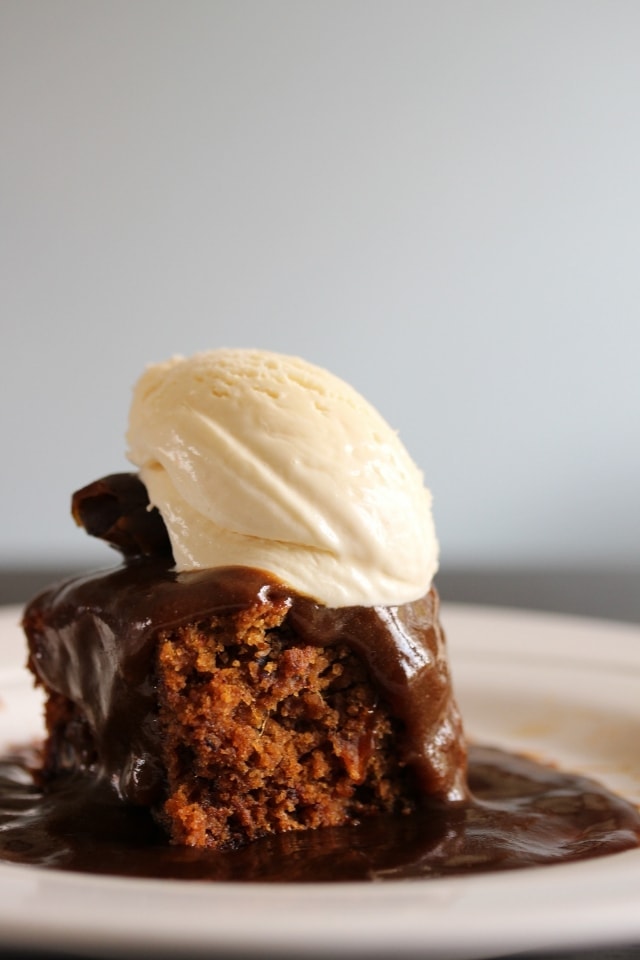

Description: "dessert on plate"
23 349 467 850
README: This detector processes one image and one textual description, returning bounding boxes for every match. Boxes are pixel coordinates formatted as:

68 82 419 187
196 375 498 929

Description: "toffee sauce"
23 561 467 805
0 745 638 881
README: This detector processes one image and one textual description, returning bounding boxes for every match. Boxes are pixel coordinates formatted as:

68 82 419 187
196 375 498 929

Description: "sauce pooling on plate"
0 744 637 882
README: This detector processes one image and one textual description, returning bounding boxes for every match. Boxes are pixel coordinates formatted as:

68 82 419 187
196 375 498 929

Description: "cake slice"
23 350 467 850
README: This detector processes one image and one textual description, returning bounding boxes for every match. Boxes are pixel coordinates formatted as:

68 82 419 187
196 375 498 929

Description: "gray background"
1 1 639 593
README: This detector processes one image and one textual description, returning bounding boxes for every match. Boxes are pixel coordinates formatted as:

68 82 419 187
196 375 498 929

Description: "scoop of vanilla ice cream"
126 349 438 608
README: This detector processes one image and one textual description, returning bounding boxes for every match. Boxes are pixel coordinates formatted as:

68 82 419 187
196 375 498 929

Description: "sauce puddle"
0 744 638 882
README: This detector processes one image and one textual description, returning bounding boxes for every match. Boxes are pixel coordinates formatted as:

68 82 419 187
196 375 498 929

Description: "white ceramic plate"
0 602 639 960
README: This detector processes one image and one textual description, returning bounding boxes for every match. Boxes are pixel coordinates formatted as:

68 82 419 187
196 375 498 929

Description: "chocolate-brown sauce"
13 475 640 881
23 562 467 806
0 745 638 881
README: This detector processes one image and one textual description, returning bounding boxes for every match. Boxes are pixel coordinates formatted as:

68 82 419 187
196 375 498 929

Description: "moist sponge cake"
156 596 416 848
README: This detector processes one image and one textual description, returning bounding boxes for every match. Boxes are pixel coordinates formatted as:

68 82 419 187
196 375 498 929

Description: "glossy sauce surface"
0 745 638 881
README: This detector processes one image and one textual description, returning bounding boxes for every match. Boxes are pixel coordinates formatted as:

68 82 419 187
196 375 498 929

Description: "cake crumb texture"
156 597 417 849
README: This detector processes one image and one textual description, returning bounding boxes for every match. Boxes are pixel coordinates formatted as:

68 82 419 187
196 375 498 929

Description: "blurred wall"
1 0 639 571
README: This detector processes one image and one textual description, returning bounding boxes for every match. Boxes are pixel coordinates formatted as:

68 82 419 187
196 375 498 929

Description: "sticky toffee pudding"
10 350 640 880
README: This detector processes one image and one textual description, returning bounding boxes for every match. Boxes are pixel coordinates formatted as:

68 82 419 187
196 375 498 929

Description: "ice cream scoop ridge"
126 349 438 608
